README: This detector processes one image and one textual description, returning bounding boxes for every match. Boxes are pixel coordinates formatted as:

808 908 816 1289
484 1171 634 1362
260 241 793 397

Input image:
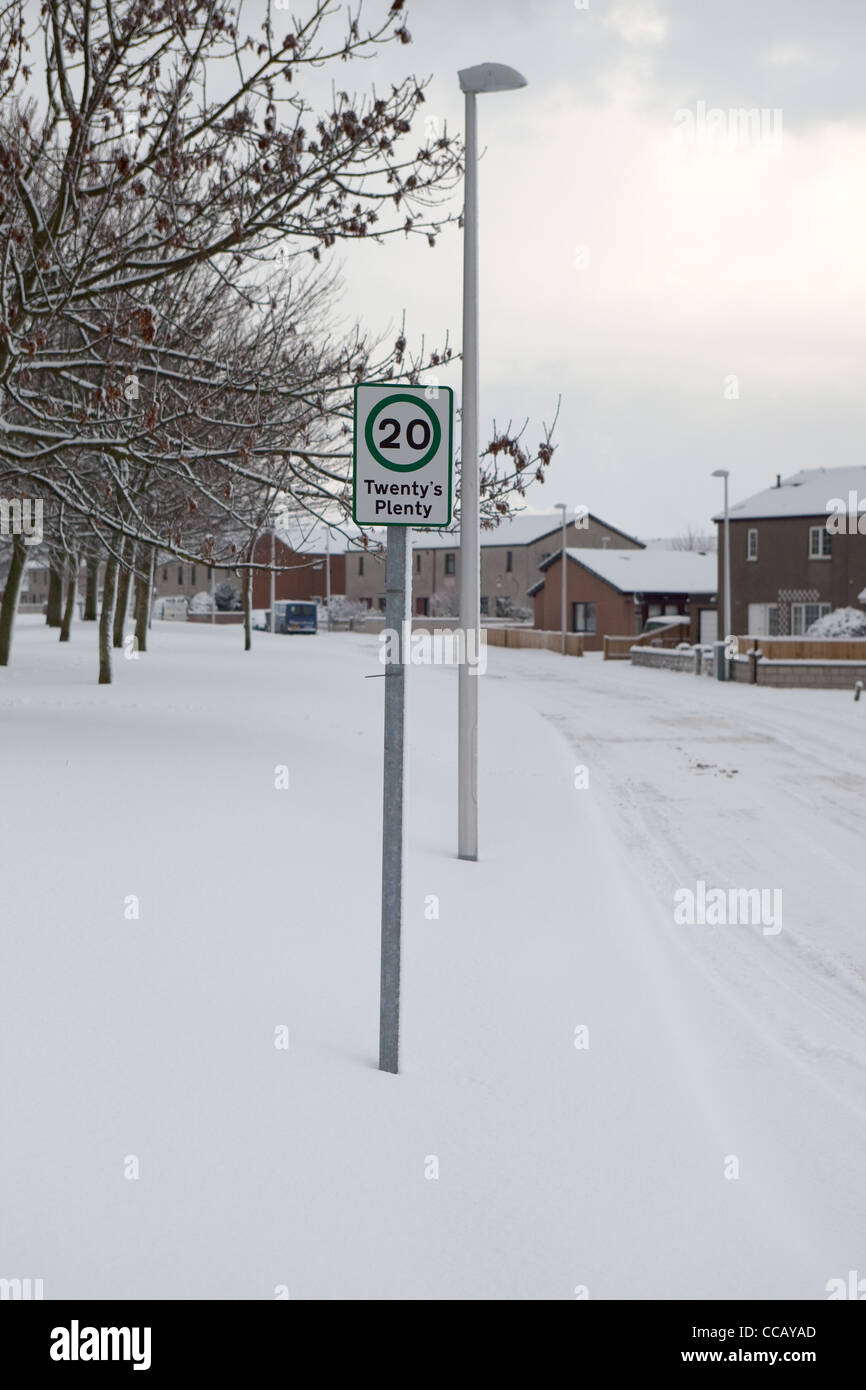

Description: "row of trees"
0 0 555 682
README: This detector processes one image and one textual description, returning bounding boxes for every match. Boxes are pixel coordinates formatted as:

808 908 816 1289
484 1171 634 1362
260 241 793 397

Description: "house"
151 522 349 608
531 548 718 651
714 467 866 635
248 525 347 609
343 510 644 614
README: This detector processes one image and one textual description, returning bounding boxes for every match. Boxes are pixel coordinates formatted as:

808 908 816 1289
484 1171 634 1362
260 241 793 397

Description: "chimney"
776 474 781 488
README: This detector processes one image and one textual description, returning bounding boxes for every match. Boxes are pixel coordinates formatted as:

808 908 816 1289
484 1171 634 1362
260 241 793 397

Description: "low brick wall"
187 612 244 624
731 657 866 689
630 646 700 674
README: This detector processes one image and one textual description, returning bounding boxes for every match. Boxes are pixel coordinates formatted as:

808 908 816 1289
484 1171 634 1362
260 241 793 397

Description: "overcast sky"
324 0 866 538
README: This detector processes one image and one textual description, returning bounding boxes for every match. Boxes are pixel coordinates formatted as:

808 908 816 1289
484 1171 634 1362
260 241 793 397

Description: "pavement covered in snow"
1 617 864 1300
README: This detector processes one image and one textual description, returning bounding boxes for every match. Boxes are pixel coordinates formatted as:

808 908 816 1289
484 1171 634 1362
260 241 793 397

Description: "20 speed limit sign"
353 382 453 527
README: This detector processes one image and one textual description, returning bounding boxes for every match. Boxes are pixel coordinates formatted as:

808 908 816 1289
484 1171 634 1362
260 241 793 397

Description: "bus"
270 600 318 634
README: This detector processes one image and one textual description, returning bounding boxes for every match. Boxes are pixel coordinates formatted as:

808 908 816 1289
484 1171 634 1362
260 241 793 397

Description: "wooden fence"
484 628 584 656
735 636 866 661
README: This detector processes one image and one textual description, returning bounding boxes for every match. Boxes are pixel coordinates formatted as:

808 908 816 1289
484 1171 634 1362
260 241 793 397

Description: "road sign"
353 382 453 527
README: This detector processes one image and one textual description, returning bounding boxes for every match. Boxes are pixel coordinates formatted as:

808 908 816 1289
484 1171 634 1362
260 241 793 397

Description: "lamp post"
270 528 276 635
457 61 527 863
555 503 568 654
325 527 331 630
712 469 731 638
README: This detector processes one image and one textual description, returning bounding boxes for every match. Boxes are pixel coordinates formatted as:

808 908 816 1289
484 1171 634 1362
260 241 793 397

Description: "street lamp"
712 468 732 639
555 503 568 654
457 61 527 864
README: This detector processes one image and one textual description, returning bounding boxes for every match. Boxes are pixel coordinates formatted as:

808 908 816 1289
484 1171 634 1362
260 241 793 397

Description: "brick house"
343 510 644 614
715 467 866 635
248 531 346 608
532 548 718 652
151 525 348 608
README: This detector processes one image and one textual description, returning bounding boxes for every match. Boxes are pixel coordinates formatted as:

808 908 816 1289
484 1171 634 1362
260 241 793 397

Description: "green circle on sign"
365 393 441 472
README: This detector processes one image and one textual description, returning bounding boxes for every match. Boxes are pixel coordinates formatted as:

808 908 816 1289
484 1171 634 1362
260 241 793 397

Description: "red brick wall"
534 556 715 650
533 557 634 651
250 536 346 607
719 515 866 635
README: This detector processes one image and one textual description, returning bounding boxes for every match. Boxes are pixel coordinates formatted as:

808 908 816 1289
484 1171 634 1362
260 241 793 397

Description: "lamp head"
458 63 528 94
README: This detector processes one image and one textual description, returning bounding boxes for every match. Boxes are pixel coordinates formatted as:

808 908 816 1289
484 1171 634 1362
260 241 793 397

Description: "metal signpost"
353 383 453 1073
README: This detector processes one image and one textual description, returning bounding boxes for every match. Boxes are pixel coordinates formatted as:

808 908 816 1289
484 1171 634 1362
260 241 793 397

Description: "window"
162 567 168 581
747 529 758 561
506 551 513 573
791 602 830 635
358 555 364 576
191 565 196 585
480 597 490 616
177 565 183 585
809 526 831 559
416 553 421 574
572 602 597 634
444 553 455 575
377 595 386 611
415 596 429 616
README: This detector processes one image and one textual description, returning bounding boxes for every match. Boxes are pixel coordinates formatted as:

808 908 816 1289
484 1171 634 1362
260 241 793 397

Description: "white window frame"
791 602 831 635
808 526 831 559
747 528 758 561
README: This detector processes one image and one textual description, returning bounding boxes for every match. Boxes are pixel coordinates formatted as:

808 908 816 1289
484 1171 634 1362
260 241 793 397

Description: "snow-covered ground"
1 617 864 1300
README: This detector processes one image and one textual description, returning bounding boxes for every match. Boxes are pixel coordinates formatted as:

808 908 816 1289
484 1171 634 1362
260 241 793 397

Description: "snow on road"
1 618 863 1299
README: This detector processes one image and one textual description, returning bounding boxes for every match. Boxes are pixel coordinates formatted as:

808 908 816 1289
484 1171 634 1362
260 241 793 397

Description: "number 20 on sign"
353 382 453 528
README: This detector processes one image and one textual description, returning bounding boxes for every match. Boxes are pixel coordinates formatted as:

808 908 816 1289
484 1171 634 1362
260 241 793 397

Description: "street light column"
712 468 732 639
556 502 568 654
456 62 527 864
724 475 732 638
457 86 480 862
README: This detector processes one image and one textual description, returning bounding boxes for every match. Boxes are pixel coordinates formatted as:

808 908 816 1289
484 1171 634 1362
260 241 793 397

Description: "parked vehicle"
269 600 318 634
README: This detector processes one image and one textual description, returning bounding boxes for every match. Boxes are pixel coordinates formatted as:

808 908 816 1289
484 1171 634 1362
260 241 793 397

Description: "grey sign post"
353 382 453 1074
378 527 411 1073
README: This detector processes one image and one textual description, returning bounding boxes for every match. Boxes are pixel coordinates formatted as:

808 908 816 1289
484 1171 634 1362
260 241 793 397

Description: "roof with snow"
714 467 866 522
382 509 644 551
273 519 355 554
538 547 717 594
281 509 645 555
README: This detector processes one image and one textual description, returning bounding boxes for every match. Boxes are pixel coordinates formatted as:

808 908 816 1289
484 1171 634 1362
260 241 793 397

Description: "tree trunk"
134 572 149 654
113 541 135 648
147 549 155 630
243 560 253 651
59 559 77 642
0 536 27 666
98 551 119 684
46 567 64 627
84 553 99 620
